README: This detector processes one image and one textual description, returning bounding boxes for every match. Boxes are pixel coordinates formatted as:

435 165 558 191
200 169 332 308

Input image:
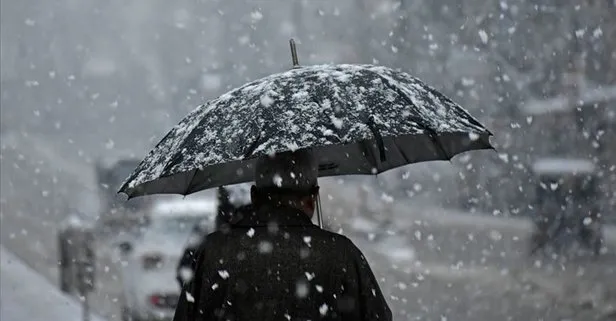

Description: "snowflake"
319 303 328 316
218 270 230 279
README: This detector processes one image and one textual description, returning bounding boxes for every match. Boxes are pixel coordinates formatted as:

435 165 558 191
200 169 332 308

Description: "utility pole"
76 229 95 321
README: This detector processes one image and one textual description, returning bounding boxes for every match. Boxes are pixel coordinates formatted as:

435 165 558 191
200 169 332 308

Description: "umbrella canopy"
120 63 492 198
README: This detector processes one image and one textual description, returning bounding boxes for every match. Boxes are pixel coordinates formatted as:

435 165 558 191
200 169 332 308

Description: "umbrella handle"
316 192 324 229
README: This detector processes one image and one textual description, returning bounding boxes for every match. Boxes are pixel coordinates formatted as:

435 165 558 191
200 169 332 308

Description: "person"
172 150 392 321
577 204 604 256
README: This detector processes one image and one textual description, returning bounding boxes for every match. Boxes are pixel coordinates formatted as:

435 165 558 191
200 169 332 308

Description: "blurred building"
462 84 615 222
522 84 616 220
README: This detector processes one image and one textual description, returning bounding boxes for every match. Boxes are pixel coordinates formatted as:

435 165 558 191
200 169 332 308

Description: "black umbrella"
120 40 493 206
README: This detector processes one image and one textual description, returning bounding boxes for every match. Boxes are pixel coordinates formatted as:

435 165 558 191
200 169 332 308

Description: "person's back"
180 205 390 320
173 150 391 320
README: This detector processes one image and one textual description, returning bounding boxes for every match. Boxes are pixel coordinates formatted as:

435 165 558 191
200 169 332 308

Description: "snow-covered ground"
0 245 106 321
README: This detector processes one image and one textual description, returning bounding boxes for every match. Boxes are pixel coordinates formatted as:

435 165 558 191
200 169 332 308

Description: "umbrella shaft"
317 192 323 229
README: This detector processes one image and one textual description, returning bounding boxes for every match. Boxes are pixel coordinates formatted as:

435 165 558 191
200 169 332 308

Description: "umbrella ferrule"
289 39 301 69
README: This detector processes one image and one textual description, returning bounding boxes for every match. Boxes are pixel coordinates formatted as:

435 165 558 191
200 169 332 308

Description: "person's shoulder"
316 229 360 249
201 230 227 242
195 230 226 249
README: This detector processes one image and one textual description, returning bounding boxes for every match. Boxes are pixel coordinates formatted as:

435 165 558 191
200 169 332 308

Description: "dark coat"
176 205 253 289
172 205 391 321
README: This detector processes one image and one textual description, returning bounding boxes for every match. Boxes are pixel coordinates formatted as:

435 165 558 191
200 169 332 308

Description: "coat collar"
232 204 315 227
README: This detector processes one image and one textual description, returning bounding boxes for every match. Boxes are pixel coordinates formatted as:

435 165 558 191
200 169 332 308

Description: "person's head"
251 149 319 218
216 184 252 229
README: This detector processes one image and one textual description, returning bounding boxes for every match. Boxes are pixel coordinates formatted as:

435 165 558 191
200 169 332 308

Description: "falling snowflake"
260 93 274 107
186 291 195 303
247 228 255 237
414 230 422 241
303 236 312 247
380 193 394 203
100 138 115 152
272 174 283 187
218 270 230 279
478 30 489 44
259 241 273 253
319 303 329 315
179 267 194 282
330 116 344 129
267 221 279 234
296 281 309 298
315 285 323 293
250 9 264 22
211 283 219 290
489 230 503 241
305 272 315 281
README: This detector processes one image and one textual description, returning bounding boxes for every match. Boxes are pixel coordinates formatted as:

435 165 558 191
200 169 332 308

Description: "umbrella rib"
312 98 344 143
242 131 262 159
375 74 451 160
183 169 199 195
393 137 412 164
365 117 387 162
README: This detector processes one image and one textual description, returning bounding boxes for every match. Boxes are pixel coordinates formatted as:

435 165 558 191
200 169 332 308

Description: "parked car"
117 198 217 321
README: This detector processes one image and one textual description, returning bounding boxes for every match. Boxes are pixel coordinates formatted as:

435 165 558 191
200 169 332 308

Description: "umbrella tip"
289 39 300 69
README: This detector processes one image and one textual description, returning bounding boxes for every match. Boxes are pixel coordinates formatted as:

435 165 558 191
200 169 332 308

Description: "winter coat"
172 205 391 321
176 205 253 289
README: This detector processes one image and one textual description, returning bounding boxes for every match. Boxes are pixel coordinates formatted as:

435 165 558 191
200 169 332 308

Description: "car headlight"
142 253 163 270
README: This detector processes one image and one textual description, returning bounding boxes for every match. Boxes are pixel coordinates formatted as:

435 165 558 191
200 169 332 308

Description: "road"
1 129 616 320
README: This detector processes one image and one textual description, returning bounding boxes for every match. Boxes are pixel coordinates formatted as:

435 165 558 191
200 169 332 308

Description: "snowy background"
1 1 615 320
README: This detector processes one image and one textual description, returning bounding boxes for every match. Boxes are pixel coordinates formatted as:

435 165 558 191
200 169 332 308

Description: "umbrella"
119 40 493 213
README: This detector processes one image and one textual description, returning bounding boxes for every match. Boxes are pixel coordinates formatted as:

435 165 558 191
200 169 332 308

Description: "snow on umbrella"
119 40 493 199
